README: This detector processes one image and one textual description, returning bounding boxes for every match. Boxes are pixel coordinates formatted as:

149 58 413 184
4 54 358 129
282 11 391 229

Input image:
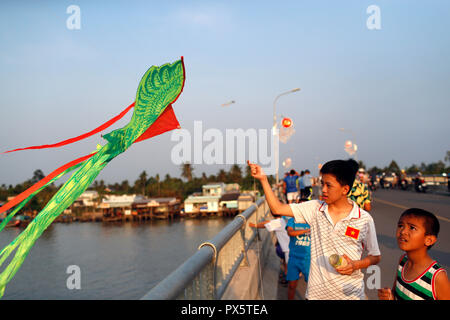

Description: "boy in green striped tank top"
378 208 450 300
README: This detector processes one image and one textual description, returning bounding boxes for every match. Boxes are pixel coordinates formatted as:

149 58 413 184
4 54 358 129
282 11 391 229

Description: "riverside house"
183 183 225 217
99 194 180 221
183 183 257 217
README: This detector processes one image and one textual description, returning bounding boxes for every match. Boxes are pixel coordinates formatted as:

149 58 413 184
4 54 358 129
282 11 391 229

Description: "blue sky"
1 0 449 185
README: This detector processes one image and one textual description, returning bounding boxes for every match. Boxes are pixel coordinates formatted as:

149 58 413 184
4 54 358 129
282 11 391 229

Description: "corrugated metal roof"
219 193 240 201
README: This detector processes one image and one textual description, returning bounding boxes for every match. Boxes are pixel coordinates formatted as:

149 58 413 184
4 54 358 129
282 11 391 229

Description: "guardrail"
141 195 272 300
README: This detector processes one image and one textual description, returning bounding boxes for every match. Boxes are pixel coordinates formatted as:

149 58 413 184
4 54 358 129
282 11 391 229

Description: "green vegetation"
361 159 449 176
2 150 449 213
0 164 273 213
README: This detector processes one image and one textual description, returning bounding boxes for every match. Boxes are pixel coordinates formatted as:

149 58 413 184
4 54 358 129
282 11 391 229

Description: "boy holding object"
247 159 381 300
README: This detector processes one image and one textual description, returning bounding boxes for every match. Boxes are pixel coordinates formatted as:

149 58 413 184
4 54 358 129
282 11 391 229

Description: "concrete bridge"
140 193 305 300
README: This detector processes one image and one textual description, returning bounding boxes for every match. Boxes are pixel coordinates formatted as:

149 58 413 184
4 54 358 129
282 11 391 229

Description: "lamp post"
273 88 301 185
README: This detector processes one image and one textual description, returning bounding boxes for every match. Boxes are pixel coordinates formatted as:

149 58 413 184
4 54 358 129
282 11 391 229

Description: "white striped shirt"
290 200 380 300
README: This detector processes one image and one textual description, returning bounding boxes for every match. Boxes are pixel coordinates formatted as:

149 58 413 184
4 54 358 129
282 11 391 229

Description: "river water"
0 217 234 300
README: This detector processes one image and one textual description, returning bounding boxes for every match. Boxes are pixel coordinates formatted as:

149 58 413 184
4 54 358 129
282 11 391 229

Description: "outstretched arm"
247 161 293 217
249 220 270 228
287 227 310 237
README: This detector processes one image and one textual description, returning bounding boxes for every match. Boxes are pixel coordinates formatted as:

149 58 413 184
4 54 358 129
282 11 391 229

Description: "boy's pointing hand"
247 160 266 180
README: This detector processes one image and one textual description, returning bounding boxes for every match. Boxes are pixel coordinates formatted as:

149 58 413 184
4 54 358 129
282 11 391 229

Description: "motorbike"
400 179 408 190
414 178 427 193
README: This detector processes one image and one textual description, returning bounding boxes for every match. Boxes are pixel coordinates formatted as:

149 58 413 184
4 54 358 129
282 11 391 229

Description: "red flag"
345 226 360 240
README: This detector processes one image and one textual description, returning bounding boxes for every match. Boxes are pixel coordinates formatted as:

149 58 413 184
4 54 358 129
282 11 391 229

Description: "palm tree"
135 171 148 195
180 162 194 182
155 174 160 196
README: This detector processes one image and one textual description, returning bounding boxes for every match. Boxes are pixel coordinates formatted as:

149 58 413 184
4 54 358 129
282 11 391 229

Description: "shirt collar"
318 199 361 220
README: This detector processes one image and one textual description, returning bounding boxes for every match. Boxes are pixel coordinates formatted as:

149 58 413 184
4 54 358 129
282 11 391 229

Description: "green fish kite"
0 57 186 297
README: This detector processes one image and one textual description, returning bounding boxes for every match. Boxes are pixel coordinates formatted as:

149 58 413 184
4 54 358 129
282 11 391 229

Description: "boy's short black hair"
290 169 296 175
319 159 358 193
400 208 440 249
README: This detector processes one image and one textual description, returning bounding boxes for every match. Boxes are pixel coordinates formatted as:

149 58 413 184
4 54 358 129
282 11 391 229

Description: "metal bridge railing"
141 195 272 300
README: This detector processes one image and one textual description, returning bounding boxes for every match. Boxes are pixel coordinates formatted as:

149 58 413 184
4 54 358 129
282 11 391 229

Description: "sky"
0 0 449 186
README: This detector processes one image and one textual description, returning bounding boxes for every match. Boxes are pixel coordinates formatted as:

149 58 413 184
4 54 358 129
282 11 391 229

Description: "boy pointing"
248 159 381 300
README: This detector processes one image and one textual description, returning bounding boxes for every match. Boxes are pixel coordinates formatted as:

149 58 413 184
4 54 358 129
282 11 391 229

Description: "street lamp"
273 88 301 184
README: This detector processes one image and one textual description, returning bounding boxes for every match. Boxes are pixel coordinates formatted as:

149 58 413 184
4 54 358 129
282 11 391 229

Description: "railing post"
197 242 218 299
235 214 249 267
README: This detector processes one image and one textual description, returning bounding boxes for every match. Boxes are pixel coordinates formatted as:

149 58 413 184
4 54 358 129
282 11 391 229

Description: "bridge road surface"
267 189 450 300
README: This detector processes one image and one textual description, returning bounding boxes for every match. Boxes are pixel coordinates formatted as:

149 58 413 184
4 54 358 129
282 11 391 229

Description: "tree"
358 161 366 170
242 163 256 190
120 180 130 194
155 174 160 196
445 151 450 163
368 166 382 175
228 164 242 183
405 164 419 174
134 171 148 195
180 162 194 182
422 161 446 174
31 169 45 184
387 160 400 174
217 169 227 182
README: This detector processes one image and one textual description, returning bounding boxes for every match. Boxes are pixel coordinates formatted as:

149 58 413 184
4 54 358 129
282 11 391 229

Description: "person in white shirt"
249 216 290 284
247 159 381 300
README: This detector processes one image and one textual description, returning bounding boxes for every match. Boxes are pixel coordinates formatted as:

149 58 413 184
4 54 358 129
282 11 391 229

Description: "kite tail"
0 57 185 298
2 102 135 154
0 161 86 233
0 152 110 298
